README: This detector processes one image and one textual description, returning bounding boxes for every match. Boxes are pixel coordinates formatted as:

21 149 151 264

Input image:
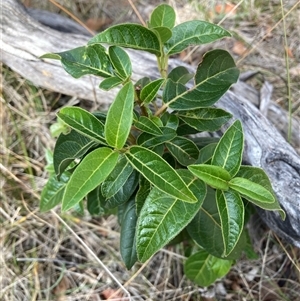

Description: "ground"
1 0 300 300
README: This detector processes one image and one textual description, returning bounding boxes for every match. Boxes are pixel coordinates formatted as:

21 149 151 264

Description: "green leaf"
229 177 275 205
165 50 239 110
53 130 97 178
195 143 218 164
40 172 70 212
135 176 151 216
58 107 106 144
165 21 231 55
105 82 134 149
187 187 225 257
134 116 163 136
166 136 199 166
161 112 179 130
99 76 123 90
105 170 139 209
236 166 285 219
149 4 176 29
188 164 231 191
212 120 243 177
126 146 198 203
177 108 232 132
216 189 244 257
87 186 105 216
62 148 119 211
137 127 176 148
184 250 232 287
151 27 172 43
42 44 113 78
108 46 132 79
88 24 161 56
136 170 206 262
101 155 133 198
120 197 138 269
168 66 194 84
140 78 165 104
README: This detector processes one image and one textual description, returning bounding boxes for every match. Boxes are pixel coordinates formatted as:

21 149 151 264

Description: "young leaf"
151 27 172 43
216 189 244 257
165 50 239 110
105 82 134 149
57 107 106 144
120 197 138 269
236 166 285 219
166 136 199 166
188 164 231 191
177 108 232 132
53 130 97 178
88 24 161 56
136 170 206 262
108 46 132 79
229 177 275 205
165 20 231 55
101 155 133 198
137 127 176 148
184 250 232 287
99 76 123 91
140 78 165 104
212 120 243 177
41 44 113 78
40 172 70 212
149 4 176 29
125 146 198 203
62 148 119 211
134 116 163 136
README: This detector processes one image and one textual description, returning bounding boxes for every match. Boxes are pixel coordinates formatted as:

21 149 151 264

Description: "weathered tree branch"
1 0 300 247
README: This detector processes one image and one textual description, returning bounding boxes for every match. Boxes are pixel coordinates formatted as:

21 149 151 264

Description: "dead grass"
1 0 300 300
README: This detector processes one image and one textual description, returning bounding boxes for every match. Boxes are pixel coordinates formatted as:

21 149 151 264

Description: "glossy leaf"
165 20 231 55
229 177 275 204
87 186 105 216
120 197 138 269
216 189 244 256
105 170 139 209
99 76 123 90
177 108 232 132
137 127 176 148
161 112 179 130
135 176 151 216
41 44 113 78
58 107 106 144
168 66 194 84
165 50 239 110
188 164 231 191
62 148 119 211
105 82 134 149
101 155 133 198
136 170 206 262
134 116 163 136
40 172 70 212
53 130 96 178
140 78 165 104
125 146 198 203
166 136 199 166
187 187 225 257
212 120 243 177
184 250 232 287
108 46 132 79
149 4 176 29
88 24 161 56
236 166 285 218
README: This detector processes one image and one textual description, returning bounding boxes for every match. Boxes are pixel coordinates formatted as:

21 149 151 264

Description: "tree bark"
1 0 300 248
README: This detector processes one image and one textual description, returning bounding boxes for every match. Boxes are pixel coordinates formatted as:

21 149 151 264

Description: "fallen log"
1 0 300 248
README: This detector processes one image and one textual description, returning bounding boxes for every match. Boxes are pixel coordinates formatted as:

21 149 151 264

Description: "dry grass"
1 0 300 300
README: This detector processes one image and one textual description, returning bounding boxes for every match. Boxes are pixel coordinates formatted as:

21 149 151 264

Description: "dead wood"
1 0 300 247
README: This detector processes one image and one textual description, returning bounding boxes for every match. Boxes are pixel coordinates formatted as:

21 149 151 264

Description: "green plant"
40 4 285 287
